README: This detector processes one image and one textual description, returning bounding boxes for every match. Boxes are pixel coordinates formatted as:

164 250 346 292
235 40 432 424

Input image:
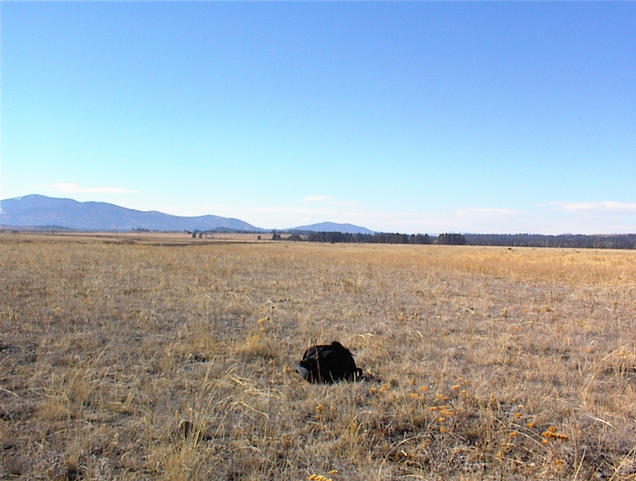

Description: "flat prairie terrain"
1 233 635 480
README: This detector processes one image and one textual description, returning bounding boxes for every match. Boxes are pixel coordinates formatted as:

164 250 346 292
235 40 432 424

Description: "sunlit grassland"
1 233 635 480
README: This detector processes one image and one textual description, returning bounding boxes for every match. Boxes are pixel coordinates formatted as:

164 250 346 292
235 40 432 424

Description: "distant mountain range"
290 222 374 235
0 195 373 234
0 195 261 232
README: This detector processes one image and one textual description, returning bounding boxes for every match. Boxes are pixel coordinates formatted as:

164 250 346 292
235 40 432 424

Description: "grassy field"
1 232 635 480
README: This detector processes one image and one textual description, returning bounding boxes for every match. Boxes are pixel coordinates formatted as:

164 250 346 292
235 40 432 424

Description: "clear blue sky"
2 2 635 234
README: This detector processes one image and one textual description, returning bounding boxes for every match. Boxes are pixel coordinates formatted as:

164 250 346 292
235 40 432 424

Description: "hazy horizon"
2 2 635 234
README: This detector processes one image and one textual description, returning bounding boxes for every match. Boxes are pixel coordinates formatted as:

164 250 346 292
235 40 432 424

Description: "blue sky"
2 2 635 234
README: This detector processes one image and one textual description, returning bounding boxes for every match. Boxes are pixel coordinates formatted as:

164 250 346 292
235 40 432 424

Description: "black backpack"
296 341 362 383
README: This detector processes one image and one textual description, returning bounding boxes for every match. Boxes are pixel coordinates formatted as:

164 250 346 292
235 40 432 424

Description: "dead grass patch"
1 233 634 480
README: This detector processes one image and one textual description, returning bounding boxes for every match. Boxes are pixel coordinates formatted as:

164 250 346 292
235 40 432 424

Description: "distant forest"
278 231 636 249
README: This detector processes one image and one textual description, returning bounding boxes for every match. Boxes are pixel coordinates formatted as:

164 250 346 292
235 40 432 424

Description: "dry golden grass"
1 232 635 480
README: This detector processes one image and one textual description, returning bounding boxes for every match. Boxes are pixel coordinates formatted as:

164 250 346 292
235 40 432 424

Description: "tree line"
280 231 455 245
463 233 636 249
301 232 434 244
275 231 636 249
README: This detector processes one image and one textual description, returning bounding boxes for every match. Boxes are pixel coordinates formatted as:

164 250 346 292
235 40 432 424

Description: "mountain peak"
290 222 374 235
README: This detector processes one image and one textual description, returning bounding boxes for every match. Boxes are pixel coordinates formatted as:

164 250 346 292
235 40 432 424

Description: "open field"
0 231 268 244
1 233 635 480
